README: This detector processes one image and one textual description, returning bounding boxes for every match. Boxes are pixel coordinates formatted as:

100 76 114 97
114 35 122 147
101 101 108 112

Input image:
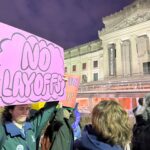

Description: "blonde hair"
92 100 131 147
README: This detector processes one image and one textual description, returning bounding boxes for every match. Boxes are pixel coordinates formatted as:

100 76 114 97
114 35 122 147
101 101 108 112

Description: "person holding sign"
0 101 58 150
0 22 66 150
41 104 74 150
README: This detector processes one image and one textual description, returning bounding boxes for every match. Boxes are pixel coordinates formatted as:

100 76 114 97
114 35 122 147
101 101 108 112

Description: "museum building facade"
64 0 150 111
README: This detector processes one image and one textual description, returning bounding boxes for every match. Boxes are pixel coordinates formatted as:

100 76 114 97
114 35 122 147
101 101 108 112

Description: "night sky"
0 0 134 49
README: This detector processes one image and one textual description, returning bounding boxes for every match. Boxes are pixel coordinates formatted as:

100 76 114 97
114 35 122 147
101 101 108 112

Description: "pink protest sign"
0 22 65 106
61 74 80 108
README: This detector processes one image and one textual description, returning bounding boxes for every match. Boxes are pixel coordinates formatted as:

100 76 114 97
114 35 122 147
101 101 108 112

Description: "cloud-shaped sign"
0 23 65 106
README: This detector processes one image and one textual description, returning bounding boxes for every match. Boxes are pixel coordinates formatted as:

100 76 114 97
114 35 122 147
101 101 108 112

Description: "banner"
118 98 132 110
77 97 133 113
0 22 65 106
62 75 80 108
92 97 102 107
76 98 90 113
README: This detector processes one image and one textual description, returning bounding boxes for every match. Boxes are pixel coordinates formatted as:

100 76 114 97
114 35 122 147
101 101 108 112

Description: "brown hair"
1 105 15 123
92 100 131 147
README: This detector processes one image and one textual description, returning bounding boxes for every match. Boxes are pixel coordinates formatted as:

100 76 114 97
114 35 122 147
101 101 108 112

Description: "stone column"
103 42 109 78
88 57 92 82
130 35 139 75
147 33 150 55
73 48 81 77
115 39 122 77
99 54 104 79
89 45 93 82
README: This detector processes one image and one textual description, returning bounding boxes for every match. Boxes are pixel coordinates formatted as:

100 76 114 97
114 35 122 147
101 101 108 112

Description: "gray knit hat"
144 93 150 107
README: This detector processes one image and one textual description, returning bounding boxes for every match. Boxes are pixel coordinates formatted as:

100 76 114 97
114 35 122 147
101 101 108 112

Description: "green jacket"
0 102 57 150
48 108 74 150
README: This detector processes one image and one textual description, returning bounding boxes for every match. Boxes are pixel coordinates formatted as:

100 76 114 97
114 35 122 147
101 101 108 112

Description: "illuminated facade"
64 0 150 112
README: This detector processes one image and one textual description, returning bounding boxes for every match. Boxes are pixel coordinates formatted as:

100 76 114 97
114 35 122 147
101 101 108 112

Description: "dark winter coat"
132 108 150 150
48 108 74 150
74 125 123 150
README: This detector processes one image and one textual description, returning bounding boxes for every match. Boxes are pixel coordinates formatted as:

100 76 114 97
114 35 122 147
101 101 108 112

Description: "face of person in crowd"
10 104 31 123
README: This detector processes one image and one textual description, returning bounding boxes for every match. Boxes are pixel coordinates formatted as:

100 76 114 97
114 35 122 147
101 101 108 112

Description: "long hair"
1 105 15 123
92 100 131 147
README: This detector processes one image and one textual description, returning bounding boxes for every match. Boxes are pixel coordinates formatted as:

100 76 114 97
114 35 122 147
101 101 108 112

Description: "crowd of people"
0 93 150 150
132 94 150 150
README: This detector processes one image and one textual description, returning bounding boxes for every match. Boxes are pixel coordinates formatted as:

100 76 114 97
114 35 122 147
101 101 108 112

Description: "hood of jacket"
75 124 122 150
